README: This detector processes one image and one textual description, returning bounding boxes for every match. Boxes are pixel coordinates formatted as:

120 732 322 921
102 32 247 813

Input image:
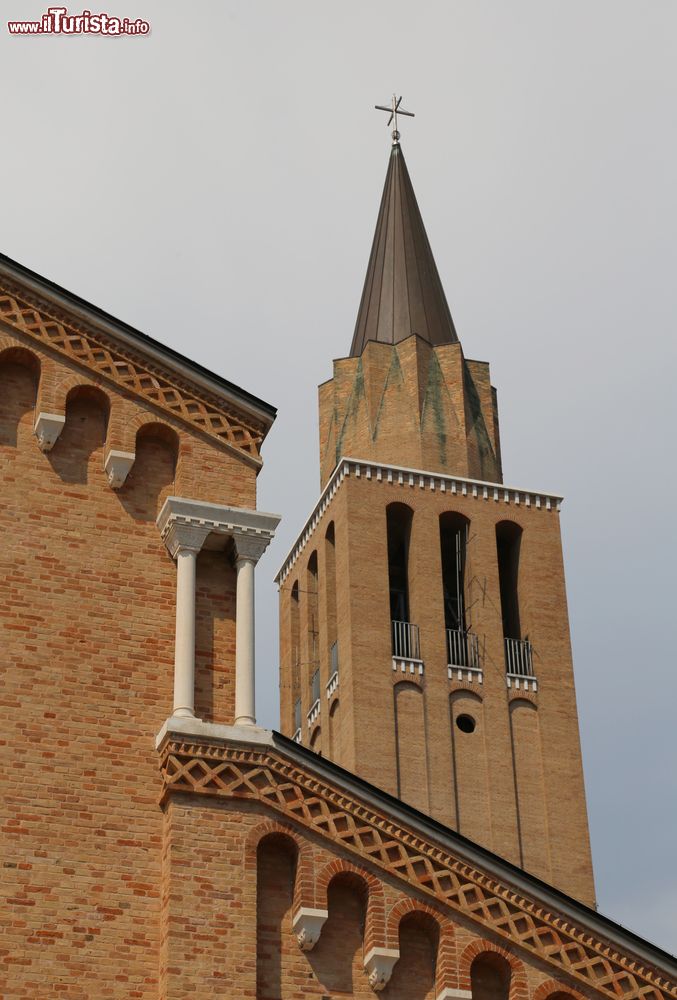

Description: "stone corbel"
104 449 136 489
364 947 400 991
436 991 473 1000
34 411 65 452
292 907 329 951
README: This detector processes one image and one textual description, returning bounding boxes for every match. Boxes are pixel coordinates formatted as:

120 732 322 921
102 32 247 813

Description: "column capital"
163 522 210 560
232 530 272 564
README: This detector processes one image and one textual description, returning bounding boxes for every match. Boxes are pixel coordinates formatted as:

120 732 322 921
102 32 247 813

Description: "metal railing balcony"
505 637 534 677
446 628 480 670
391 620 421 661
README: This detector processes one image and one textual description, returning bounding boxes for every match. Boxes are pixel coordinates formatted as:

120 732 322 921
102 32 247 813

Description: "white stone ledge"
448 665 483 684
392 657 424 676
155 715 276 751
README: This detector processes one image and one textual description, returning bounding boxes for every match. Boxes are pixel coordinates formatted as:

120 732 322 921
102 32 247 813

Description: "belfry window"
387 504 420 660
386 503 413 622
306 551 319 676
440 513 479 670
439 513 469 632
290 581 300 733
495 521 522 639
496 521 534 678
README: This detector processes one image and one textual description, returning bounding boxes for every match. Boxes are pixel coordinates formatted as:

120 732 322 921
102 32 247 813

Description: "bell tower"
277 135 595 907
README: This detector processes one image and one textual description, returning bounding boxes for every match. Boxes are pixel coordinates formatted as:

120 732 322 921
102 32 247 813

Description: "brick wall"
159 795 588 1000
0 337 258 998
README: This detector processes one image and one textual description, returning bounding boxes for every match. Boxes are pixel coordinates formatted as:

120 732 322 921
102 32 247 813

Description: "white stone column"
157 498 280 728
164 523 210 719
232 533 270 727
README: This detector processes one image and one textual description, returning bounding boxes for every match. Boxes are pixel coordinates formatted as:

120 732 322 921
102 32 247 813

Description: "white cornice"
275 457 564 585
157 496 281 558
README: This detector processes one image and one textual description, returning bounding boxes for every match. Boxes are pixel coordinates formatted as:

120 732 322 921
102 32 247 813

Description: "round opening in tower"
456 714 476 734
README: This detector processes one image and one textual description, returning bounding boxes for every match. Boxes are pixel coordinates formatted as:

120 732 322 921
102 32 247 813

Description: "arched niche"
394 681 429 813
118 421 178 520
387 910 440 1000
308 871 368 994
256 832 299 1000
48 384 110 484
470 951 511 1000
0 346 40 447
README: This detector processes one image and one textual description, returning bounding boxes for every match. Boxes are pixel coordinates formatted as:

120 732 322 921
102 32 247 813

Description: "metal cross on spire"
375 94 415 144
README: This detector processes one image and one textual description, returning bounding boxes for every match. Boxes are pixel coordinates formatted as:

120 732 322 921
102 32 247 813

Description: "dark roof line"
0 252 277 422
272 729 677 975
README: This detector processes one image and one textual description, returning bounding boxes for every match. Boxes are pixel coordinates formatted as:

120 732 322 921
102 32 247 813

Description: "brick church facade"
1 136 676 1000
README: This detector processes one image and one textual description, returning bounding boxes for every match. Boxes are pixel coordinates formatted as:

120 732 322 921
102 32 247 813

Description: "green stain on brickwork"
422 351 448 463
462 361 496 478
335 359 365 462
372 348 402 441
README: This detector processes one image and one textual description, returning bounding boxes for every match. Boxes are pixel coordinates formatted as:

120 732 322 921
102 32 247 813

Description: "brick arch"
316 858 385 952
244 818 315 912
48 368 108 409
459 938 528 1000
532 978 586 1000
0 342 41 373
134 419 180 456
112 407 182 455
509 696 538 712
508 690 538 707
0 343 41 404
450 688 483 706
387 898 454 997
493 513 524 529
386 896 445 949
64 381 111 412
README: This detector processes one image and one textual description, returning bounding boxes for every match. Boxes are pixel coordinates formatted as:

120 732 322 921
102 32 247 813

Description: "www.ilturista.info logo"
7 7 150 34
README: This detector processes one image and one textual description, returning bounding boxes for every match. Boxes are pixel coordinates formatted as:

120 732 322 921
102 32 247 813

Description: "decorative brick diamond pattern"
0 282 266 461
158 739 677 1000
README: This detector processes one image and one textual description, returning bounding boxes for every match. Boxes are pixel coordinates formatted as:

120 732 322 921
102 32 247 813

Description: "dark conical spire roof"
350 142 459 357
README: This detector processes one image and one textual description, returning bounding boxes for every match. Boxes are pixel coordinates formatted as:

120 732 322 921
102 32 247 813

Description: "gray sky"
2 0 676 954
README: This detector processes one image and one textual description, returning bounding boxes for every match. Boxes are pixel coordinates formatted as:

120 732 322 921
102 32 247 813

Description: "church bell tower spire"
350 138 459 357
278 118 596 908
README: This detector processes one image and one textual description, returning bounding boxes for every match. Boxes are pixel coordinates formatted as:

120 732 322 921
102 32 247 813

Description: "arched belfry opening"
387 503 419 660
496 521 533 678
496 521 522 641
440 512 478 669
387 503 412 622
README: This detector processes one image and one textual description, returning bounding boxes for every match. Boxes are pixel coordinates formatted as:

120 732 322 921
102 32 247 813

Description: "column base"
234 715 256 726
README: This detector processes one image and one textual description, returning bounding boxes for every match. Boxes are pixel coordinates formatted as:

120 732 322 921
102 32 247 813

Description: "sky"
2 0 676 955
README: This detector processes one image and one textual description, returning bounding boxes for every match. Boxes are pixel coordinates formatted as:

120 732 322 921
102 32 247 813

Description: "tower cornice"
275 456 563 585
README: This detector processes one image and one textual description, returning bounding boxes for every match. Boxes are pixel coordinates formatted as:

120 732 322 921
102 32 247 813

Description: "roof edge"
153 715 677 978
0 252 277 428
